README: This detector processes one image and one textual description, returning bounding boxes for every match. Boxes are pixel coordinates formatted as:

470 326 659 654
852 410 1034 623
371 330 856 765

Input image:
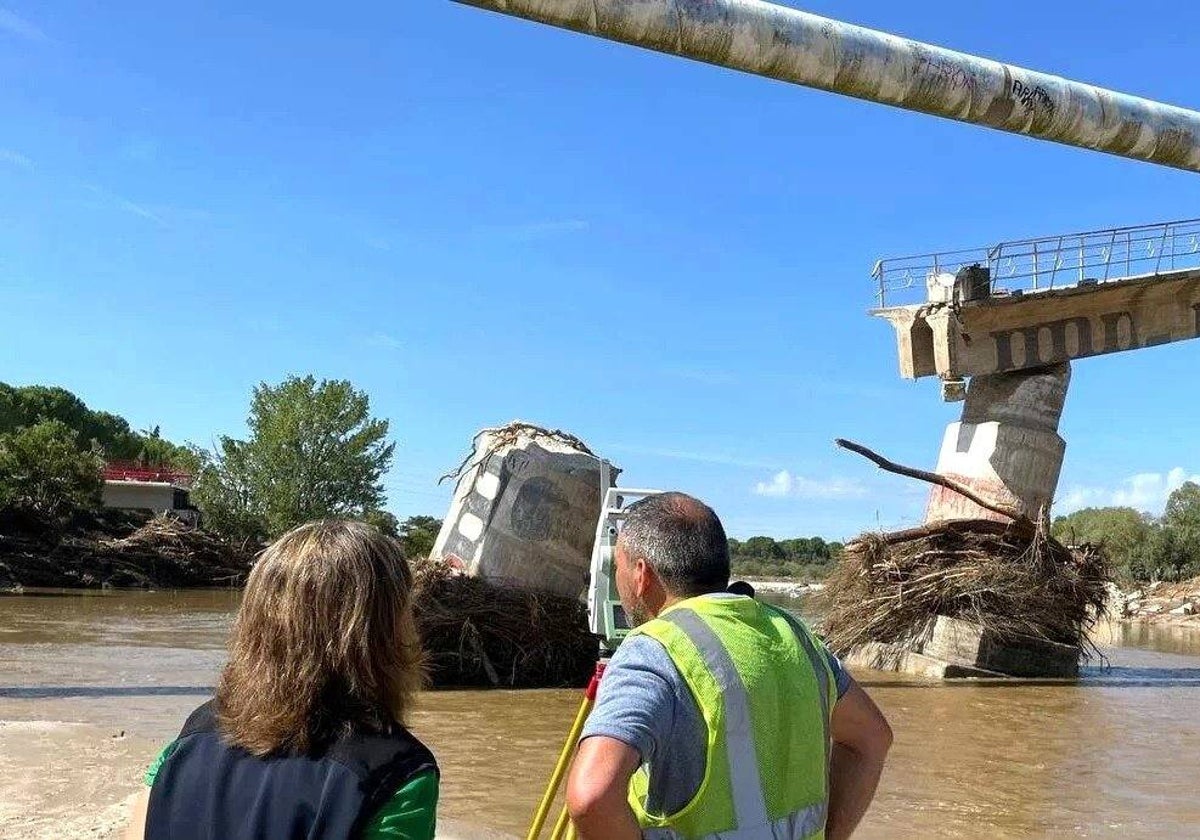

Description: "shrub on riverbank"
0 421 104 524
730 558 830 581
1052 484 1200 584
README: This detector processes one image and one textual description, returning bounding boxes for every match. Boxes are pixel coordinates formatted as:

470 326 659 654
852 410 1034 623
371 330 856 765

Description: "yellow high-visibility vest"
627 594 835 840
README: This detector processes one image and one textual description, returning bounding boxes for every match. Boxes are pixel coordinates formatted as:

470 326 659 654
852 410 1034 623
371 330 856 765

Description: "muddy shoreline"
0 717 517 840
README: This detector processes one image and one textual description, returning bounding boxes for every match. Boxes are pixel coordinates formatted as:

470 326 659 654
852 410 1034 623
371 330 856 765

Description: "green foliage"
0 420 104 521
1164 482 1200 546
364 510 400 537
189 444 265 543
728 533 843 581
398 515 441 558
192 376 395 541
1053 487 1200 583
1051 507 1150 556
135 426 201 473
0 383 193 469
741 536 785 560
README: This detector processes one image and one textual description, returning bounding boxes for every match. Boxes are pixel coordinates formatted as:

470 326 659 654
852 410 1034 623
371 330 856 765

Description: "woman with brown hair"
125 520 438 840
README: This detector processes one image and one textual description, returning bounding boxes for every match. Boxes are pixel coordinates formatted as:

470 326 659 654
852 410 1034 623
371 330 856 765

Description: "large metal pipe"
456 0 1200 173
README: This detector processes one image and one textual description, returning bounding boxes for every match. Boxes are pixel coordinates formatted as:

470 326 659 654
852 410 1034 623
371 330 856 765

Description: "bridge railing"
872 218 1200 308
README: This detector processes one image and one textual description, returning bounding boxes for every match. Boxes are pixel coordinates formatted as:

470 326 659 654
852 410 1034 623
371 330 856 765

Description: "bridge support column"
926 362 1071 523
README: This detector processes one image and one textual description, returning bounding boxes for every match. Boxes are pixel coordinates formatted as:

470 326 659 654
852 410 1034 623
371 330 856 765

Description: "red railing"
103 461 193 487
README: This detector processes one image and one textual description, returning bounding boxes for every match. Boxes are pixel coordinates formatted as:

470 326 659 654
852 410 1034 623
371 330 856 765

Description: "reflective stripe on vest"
633 602 833 840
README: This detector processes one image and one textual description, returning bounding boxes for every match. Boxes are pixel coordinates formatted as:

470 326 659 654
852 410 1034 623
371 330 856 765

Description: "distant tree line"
0 379 442 555
727 535 845 581
1 383 198 468
0 383 197 526
1052 483 1200 583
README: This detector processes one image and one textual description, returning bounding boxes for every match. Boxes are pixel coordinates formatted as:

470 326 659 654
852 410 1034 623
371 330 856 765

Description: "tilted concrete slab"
876 268 1200 380
844 640 1005 679
845 616 1080 679
920 616 1080 678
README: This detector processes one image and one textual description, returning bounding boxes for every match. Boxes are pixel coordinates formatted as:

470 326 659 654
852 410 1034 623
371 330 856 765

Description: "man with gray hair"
566 492 891 840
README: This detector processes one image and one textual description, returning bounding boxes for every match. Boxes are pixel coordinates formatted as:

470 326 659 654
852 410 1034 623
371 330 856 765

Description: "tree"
398 515 441 558
136 426 201 472
0 382 194 469
1161 482 1200 580
190 443 265 542
779 537 832 563
1051 506 1154 582
192 376 395 540
742 536 785 560
364 510 400 538
1051 507 1151 555
0 420 104 522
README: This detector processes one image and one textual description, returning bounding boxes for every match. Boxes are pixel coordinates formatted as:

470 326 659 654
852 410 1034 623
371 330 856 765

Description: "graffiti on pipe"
915 52 979 94
1012 80 1055 116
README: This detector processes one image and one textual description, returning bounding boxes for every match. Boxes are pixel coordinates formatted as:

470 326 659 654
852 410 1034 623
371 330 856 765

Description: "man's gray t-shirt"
579 596 851 816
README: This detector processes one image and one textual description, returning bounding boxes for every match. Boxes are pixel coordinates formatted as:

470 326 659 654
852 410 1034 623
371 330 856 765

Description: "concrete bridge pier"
925 362 1071 524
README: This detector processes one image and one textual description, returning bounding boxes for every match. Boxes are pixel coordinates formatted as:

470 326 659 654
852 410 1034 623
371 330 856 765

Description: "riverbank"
1113 578 1200 624
0 718 519 840
742 578 826 598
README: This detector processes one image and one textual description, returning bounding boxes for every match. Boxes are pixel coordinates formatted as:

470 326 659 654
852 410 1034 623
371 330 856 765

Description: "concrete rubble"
1111 579 1200 625
745 580 825 599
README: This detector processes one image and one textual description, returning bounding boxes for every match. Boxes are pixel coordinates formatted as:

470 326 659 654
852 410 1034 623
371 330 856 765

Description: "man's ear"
634 557 655 598
632 557 647 596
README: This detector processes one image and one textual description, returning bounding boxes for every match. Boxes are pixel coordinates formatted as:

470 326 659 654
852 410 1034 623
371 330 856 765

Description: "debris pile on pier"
412 556 596 689
821 518 1109 657
98 515 255 586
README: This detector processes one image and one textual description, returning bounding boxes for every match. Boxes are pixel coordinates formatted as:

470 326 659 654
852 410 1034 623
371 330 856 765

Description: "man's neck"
651 590 707 619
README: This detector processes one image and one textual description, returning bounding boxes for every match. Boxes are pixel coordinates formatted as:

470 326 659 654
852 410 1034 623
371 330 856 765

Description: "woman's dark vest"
146 701 438 840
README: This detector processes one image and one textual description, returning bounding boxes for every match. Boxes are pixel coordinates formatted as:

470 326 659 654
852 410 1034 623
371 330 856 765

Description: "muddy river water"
2 589 1199 839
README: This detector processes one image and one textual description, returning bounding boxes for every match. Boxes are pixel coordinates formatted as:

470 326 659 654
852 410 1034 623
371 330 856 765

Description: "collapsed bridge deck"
873 218 1200 382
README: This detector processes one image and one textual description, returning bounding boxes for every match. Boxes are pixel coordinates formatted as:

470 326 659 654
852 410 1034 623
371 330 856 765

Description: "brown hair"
215 520 424 756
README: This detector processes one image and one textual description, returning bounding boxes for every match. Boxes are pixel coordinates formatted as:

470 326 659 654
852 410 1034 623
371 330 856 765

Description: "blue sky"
3 0 1198 539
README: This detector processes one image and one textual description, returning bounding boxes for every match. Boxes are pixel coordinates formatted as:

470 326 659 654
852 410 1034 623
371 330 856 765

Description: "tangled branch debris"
822 439 1110 662
438 420 597 486
821 519 1108 657
1 512 257 590
412 557 596 688
99 515 257 586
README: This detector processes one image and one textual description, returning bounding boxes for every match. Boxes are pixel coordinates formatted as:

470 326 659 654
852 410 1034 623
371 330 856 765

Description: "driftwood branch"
834 438 1030 525
849 518 1022 547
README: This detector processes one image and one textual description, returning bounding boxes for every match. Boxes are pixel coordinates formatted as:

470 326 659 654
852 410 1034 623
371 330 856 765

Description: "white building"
102 464 198 524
